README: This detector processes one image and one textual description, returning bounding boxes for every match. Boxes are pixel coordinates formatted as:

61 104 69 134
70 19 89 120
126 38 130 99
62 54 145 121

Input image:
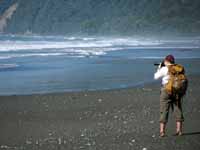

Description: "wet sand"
0 75 200 150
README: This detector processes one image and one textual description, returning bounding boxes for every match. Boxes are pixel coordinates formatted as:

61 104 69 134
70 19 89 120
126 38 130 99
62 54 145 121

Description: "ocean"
0 34 200 95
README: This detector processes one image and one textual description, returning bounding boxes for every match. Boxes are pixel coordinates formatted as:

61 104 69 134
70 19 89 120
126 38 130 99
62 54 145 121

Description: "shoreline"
0 75 199 150
0 79 159 97
1 72 199 97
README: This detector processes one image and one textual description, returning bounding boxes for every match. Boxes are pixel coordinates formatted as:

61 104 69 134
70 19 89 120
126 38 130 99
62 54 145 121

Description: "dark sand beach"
0 75 200 150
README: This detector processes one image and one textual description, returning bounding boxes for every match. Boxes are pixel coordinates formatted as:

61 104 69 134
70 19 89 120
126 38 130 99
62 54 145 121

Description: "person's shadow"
182 132 200 136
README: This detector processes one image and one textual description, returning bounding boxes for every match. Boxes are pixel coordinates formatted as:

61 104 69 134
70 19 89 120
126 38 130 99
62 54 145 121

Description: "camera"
154 61 165 67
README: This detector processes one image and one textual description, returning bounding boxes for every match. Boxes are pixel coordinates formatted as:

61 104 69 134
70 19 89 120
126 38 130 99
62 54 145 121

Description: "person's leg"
176 121 183 136
173 97 184 135
160 88 171 137
159 122 166 137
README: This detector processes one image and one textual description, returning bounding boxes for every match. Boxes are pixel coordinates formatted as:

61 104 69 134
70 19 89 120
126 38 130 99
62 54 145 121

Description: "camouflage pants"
160 87 184 123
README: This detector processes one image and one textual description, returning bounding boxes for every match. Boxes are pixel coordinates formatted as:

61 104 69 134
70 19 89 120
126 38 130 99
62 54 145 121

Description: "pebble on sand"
152 134 156 138
149 120 154 124
1 145 9 149
131 139 136 143
114 115 118 119
26 140 32 145
36 140 39 145
98 98 102 102
58 137 62 145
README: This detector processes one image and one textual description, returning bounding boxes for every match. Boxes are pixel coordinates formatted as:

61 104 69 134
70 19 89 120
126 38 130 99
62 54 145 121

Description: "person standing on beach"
154 55 187 137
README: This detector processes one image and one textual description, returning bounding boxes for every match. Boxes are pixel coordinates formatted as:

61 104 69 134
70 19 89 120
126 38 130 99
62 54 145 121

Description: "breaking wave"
0 34 200 59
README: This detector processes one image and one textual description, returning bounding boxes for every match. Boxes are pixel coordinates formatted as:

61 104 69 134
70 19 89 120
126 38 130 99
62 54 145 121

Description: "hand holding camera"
154 61 165 69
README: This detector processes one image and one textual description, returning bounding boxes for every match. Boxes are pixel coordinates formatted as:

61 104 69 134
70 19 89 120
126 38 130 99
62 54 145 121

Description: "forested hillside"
0 0 200 35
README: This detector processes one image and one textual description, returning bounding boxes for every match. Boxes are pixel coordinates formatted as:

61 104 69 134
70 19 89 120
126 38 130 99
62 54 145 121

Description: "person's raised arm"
154 65 168 80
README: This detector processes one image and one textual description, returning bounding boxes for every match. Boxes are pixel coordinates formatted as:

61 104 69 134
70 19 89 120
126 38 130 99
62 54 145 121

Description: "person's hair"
165 55 175 64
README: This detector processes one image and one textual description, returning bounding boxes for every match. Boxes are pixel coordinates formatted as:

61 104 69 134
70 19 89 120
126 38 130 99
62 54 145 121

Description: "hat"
165 55 175 64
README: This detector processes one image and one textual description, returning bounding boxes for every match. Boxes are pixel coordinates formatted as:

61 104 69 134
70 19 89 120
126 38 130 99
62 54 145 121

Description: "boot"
160 123 166 137
176 121 183 136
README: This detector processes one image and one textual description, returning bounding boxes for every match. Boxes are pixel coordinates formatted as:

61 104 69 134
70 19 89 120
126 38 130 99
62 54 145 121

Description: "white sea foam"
0 36 200 59
0 53 65 59
0 37 163 52
0 56 12 59
0 63 19 69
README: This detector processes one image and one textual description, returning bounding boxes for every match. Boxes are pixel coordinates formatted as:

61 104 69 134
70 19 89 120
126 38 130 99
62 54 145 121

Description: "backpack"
165 64 188 98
